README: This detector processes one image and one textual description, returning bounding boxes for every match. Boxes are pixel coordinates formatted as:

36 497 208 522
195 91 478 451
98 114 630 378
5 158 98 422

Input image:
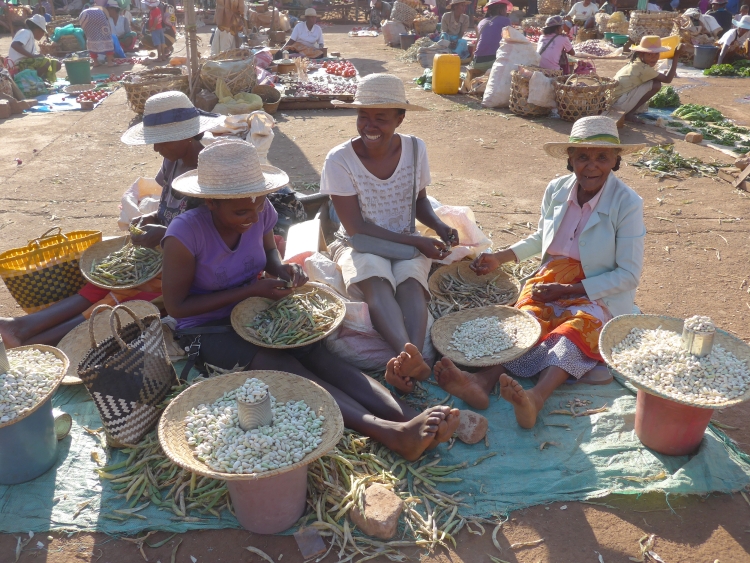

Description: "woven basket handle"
88 304 115 349
109 304 146 350
564 73 579 86
30 226 67 248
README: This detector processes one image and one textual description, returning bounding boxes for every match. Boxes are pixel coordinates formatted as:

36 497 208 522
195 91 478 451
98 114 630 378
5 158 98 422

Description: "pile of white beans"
611 327 750 405
184 379 326 474
449 315 536 362
236 378 268 404
683 315 715 333
0 349 64 424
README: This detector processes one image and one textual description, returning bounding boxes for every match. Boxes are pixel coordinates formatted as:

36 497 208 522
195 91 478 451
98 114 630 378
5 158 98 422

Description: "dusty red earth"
1 20 750 563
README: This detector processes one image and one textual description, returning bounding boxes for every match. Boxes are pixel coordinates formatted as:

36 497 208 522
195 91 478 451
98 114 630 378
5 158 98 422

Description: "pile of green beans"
89 242 161 287
430 272 516 319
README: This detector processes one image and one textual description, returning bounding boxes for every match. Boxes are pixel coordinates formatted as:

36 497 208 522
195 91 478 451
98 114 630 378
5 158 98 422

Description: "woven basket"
79 236 163 291
0 345 69 432
231 282 346 349
576 28 599 43
201 48 257 95
58 35 83 53
429 260 520 301
39 41 60 56
554 73 616 122
431 305 541 367
57 300 159 386
414 17 438 35
251 84 281 114
538 0 564 15
628 11 679 43
509 64 562 118
607 20 629 34
599 314 750 410
158 370 345 480
392 1 418 26
123 69 189 114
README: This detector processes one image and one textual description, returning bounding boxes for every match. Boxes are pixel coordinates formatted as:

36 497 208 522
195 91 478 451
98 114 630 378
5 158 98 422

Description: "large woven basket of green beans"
231 282 346 349
79 236 163 291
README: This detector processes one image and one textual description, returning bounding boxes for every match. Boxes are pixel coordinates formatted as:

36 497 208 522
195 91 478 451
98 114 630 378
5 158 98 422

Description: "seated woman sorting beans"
0 91 221 348
418 116 647 428
320 74 459 394
161 138 460 461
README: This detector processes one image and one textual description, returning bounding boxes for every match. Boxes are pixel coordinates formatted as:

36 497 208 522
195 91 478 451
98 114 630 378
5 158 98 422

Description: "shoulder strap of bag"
539 34 559 55
410 135 418 234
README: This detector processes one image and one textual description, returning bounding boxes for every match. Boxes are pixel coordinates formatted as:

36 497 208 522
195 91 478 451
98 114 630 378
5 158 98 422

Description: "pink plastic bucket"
634 390 713 456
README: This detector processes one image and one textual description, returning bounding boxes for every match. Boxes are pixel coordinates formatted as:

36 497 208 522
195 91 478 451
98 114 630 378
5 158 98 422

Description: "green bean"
89 242 161 287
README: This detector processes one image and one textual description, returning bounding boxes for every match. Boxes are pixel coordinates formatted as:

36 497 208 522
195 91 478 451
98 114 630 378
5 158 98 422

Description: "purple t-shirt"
474 15 511 58
164 202 278 329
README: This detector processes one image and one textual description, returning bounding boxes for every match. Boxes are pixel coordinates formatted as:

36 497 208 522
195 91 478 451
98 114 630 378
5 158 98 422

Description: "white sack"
382 20 407 46
118 177 163 230
416 205 492 264
527 71 557 108
247 111 275 164
482 26 540 108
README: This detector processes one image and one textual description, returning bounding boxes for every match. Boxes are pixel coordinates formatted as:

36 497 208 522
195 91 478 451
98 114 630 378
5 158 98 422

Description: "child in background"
144 0 166 61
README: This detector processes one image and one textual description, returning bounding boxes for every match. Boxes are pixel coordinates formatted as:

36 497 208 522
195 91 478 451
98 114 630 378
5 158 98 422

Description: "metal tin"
52 409 73 441
682 326 715 358
0 398 58 485
238 392 273 431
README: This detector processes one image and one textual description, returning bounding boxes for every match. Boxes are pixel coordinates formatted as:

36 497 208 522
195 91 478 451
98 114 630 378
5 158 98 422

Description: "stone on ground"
457 410 488 444
349 483 404 539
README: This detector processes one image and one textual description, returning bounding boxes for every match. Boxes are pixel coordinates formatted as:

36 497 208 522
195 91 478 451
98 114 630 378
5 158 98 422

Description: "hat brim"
330 100 428 111
543 141 646 159
170 164 290 199
630 45 670 53
734 20 750 29
121 115 225 145
25 18 46 32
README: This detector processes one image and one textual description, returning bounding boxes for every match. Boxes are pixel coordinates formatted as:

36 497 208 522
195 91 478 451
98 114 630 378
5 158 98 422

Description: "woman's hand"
470 249 515 275
414 236 451 260
530 283 582 303
434 224 459 247
276 263 308 289
131 212 159 227
253 278 295 300
131 224 166 248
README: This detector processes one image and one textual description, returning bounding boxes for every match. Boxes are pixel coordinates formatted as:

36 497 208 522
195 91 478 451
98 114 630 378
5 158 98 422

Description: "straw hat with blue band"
121 91 225 146
543 116 646 159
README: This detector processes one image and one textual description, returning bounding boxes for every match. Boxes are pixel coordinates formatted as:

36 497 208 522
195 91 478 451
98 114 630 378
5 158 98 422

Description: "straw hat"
331 73 427 111
26 14 47 33
734 15 750 30
304 7 317 16
630 35 670 53
121 92 224 146
543 116 646 159
171 138 289 199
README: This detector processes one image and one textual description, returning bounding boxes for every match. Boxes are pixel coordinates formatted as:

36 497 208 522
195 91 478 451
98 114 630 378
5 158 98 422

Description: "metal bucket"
0 398 58 485
693 45 719 70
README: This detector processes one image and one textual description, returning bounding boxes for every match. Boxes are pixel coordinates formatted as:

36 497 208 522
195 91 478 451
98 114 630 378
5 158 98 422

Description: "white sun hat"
331 73 427 111
26 14 48 32
543 116 646 159
305 8 317 16
734 15 750 30
171 138 289 199
121 91 225 146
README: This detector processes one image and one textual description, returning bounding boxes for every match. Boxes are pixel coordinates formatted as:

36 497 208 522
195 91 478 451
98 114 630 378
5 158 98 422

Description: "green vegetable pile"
630 144 728 179
650 86 681 108
703 60 750 77
671 104 724 122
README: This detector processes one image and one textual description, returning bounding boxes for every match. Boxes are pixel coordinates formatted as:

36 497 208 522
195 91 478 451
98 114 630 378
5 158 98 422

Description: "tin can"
681 325 715 358
52 409 73 441
238 392 273 431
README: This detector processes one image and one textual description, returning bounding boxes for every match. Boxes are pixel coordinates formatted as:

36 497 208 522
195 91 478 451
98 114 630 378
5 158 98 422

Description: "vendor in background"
566 0 598 27
161 138 461 462
741 4 749 15
429 116 646 430
598 0 617 14
0 92 222 349
440 0 470 56
683 7 723 38
107 0 138 52
143 0 167 61
320 74 459 395
604 36 685 127
79 6 115 66
707 0 734 34
7 14 60 82
471 0 512 71
537 16 575 74
281 8 325 58
369 0 391 29
717 15 750 63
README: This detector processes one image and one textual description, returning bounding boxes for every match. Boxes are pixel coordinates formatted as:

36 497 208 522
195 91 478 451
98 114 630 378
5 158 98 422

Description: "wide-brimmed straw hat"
331 73 427 111
543 116 646 159
630 35 670 53
26 14 47 32
304 7 317 16
121 91 224 146
734 15 750 29
171 138 289 199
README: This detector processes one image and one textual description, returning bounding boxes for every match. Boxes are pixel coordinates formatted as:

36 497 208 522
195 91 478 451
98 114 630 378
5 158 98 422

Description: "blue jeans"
150 27 165 45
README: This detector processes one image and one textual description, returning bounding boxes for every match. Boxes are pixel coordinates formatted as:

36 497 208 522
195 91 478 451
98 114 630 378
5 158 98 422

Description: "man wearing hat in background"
7 13 60 82
717 14 750 63
369 0 391 29
281 8 325 58
707 0 734 34
107 0 138 52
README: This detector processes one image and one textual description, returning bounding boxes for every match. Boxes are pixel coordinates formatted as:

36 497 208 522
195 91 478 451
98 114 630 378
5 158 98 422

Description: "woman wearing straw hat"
430 116 646 429
604 35 686 128
281 8 325 59
471 0 512 71
0 91 222 349
441 0 471 55
716 15 750 64
322 74 459 394
161 138 461 461
7 14 61 82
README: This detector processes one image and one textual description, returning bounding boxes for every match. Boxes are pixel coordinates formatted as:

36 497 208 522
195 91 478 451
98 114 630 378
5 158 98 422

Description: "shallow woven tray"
0 345 69 431
57 300 160 385
428 261 520 303
599 314 750 409
63 84 95 94
431 305 541 367
231 282 346 349
79 235 163 291
158 370 344 480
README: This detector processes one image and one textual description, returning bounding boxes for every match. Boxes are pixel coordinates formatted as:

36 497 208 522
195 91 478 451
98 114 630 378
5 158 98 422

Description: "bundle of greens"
672 104 724 122
629 144 727 178
703 60 750 77
650 85 681 108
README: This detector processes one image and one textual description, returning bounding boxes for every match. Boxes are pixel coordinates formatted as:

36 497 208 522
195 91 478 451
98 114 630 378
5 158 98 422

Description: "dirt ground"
1 22 750 563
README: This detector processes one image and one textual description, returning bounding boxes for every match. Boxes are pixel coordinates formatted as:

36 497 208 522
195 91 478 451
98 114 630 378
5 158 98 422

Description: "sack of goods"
482 26 541 108
382 20 409 45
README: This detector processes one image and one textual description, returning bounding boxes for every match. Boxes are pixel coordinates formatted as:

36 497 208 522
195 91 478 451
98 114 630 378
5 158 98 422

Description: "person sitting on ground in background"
281 8 325 58
107 0 137 52
566 0 598 27
441 0 471 54
0 92 222 349
320 74 459 395
707 0 734 34
717 14 750 63
741 4 749 15
427 116 646 429
79 6 115 66
7 14 60 82
683 7 723 39
471 0 512 71
605 36 685 127
598 0 617 15
369 0 391 28
537 16 575 74
143 0 167 61
161 138 461 461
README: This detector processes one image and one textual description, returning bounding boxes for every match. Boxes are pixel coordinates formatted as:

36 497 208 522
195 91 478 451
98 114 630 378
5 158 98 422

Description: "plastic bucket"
0 398 58 485
611 34 629 46
693 45 719 69
226 464 308 534
604 32 616 40
659 35 680 60
400 33 417 50
634 390 713 456
64 59 92 85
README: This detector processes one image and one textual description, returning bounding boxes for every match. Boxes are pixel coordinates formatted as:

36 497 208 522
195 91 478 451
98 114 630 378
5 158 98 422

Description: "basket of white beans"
599 315 750 408
158 370 344 480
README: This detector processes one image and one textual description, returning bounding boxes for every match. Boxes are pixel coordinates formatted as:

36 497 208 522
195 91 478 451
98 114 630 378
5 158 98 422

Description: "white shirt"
567 1 599 20
718 27 749 46
290 22 325 48
8 28 38 64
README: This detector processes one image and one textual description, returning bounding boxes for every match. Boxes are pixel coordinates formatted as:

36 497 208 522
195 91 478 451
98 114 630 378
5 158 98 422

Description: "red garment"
78 281 161 319
149 7 163 31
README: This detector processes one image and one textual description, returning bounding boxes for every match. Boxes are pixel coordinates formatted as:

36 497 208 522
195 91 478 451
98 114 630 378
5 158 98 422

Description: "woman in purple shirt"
472 0 513 71
162 139 460 461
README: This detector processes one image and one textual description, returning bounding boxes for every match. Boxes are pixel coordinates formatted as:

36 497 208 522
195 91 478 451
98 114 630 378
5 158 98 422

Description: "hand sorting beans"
88 242 162 287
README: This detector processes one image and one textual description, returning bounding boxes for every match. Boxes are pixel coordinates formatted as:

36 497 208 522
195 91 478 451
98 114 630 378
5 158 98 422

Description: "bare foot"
385 357 414 394
0 318 23 348
394 343 431 382
434 358 491 410
499 374 539 429
390 406 449 462
432 407 461 444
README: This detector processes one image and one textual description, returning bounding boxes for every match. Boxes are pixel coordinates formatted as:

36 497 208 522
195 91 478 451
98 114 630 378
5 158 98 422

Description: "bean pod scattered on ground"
0 349 64 424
